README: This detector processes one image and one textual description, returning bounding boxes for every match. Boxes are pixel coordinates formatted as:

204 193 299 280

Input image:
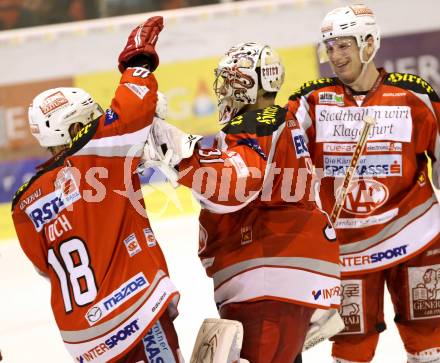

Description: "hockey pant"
332 236 440 363
219 300 314 363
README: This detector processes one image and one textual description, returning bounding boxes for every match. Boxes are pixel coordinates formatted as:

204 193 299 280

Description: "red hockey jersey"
11 67 179 363
179 105 341 310
287 69 440 275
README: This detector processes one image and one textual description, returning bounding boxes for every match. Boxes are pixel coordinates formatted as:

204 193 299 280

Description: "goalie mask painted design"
213 42 284 124
318 4 381 64
28 87 103 147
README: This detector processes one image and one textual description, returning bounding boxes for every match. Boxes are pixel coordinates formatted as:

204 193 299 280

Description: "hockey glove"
140 114 202 187
118 16 164 73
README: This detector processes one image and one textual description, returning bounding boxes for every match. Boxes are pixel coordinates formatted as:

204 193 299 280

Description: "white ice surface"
0 215 407 362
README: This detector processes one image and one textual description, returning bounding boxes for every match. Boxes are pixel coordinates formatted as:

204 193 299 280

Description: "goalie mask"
318 4 381 64
28 87 103 147
213 42 284 124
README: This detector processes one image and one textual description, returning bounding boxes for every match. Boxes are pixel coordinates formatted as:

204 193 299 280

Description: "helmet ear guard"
28 87 103 147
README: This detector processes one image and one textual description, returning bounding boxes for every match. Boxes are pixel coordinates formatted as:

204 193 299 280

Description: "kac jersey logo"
340 179 389 215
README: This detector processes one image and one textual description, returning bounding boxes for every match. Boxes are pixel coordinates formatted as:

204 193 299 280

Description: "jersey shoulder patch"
222 105 286 137
384 72 440 102
289 77 337 101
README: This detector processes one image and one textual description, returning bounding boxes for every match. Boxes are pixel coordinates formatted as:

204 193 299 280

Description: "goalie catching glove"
140 92 202 186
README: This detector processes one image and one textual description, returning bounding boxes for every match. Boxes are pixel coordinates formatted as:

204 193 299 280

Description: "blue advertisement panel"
0 158 45 203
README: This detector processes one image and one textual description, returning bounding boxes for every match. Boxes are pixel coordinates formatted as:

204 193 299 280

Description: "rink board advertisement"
1 30 440 205
0 78 73 153
75 44 318 136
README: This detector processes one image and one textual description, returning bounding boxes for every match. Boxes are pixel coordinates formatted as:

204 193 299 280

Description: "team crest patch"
339 179 389 216
104 108 119 125
143 228 157 247
124 233 142 257
240 226 252 245
338 279 365 335
417 172 427 187
409 264 440 320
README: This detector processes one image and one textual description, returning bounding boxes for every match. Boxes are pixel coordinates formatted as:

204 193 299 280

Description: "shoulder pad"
384 73 440 102
223 106 286 137
289 77 337 101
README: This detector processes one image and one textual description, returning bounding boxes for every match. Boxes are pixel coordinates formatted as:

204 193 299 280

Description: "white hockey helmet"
28 87 103 147
318 4 380 64
213 42 284 124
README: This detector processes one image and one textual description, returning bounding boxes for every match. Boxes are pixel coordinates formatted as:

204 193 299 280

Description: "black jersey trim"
222 105 286 137
288 77 337 101
384 72 440 102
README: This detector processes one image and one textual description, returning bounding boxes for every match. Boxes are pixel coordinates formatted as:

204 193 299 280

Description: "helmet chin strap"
346 62 369 89
346 42 377 89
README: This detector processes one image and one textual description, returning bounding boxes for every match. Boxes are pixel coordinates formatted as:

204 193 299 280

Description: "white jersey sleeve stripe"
212 257 340 289
295 93 314 144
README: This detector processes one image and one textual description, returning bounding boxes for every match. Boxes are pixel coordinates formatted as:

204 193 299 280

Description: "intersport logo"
340 179 389 215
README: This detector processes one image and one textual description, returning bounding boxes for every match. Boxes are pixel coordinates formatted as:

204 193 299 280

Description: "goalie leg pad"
190 318 245 363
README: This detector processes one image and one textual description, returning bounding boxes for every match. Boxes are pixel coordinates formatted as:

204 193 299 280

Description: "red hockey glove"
118 16 164 73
